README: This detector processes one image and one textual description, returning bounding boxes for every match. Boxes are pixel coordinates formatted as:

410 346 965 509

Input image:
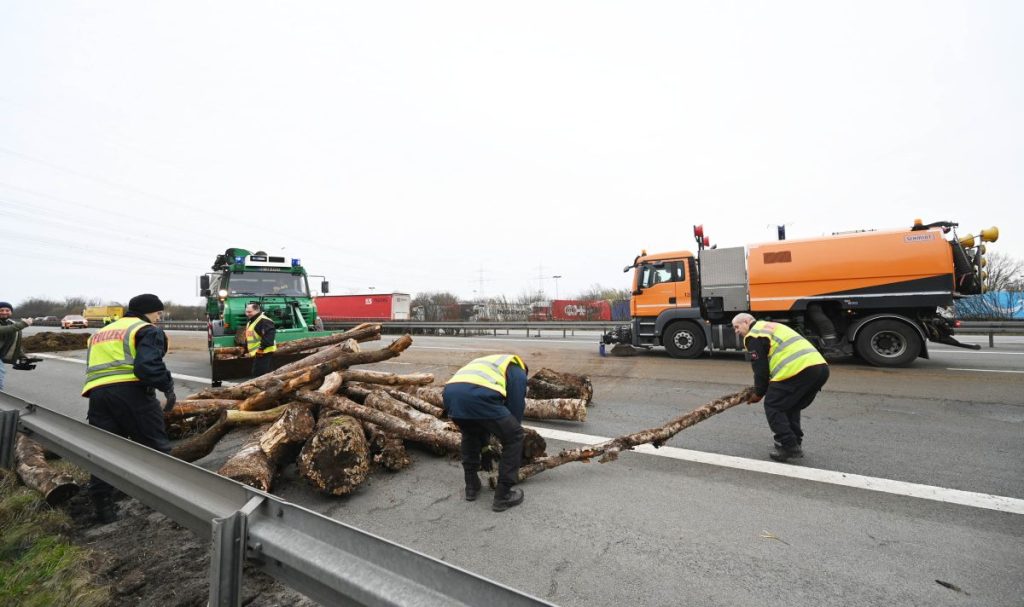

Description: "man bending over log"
443 354 527 512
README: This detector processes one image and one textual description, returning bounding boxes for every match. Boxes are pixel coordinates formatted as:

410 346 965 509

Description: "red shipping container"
315 294 411 321
550 299 611 321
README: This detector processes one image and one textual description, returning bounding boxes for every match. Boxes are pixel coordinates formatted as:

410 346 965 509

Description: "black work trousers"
252 354 273 378
453 415 524 493
763 364 830 449
86 382 172 500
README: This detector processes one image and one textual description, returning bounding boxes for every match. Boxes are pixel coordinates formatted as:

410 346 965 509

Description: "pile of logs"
7 323 756 505
166 324 595 496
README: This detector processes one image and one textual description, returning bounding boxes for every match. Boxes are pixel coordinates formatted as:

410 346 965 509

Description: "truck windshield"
226 271 309 297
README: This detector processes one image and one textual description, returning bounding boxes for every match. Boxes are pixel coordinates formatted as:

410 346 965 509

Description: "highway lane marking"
931 349 1024 356
945 368 1024 374
36 353 1024 514
529 427 1024 515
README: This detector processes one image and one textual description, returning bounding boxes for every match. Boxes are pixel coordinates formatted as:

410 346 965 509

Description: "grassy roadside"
0 466 109 607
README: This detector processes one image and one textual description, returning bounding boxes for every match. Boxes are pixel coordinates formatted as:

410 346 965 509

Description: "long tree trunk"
382 388 444 418
165 399 243 421
514 388 754 483
237 336 414 411
342 369 435 386
297 409 371 495
270 339 360 376
408 386 587 422
272 323 381 354
14 434 79 505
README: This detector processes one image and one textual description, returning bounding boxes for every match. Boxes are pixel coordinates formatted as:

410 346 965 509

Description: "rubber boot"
464 471 482 502
492 486 524 512
92 494 117 524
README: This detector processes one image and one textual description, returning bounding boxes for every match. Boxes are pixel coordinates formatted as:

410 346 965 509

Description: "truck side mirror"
199 276 211 296
321 281 330 294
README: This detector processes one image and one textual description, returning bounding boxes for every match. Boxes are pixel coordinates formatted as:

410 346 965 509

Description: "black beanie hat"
128 294 164 314
0 302 12 311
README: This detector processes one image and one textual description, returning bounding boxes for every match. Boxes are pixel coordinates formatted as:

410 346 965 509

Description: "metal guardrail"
0 392 555 607
956 321 1024 348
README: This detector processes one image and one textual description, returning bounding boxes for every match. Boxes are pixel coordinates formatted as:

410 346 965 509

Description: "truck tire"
854 319 921 367
663 321 706 359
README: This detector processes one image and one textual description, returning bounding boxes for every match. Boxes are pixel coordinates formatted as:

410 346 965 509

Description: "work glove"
747 391 764 404
162 390 177 412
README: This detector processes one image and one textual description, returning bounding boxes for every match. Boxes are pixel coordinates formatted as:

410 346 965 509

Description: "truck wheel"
663 322 706 359
854 320 921 367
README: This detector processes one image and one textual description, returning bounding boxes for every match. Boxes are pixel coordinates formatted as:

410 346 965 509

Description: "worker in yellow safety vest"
81 293 177 523
443 354 528 512
244 302 277 377
732 313 830 462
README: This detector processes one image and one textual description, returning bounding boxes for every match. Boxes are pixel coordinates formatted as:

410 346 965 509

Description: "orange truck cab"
603 220 998 367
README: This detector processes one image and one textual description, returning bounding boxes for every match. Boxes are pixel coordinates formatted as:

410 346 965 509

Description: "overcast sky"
1 1 1021 308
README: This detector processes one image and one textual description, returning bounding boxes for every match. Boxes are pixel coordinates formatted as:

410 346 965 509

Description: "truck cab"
622 250 707 357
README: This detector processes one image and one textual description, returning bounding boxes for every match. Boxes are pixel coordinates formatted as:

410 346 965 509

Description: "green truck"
200 247 333 384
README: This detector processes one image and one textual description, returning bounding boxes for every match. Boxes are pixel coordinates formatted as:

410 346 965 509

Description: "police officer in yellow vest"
732 313 829 462
244 302 277 377
443 354 528 512
81 294 177 522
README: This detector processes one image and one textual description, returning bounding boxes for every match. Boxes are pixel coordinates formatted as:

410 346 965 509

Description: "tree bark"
217 425 275 491
521 398 588 422
259 405 316 464
297 409 371 495
408 386 587 422
342 369 434 386
363 421 411 471
170 417 233 463
185 368 308 400
270 339 360 376
14 434 79 505
296 390 461 452
272 323 381 354
382 388 444 418
514 388 755 483
165 399 243 421
527 368 594 405
363 390 460 438
236 335 414 411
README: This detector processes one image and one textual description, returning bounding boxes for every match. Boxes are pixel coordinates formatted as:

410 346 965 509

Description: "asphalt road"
5 327 1023 607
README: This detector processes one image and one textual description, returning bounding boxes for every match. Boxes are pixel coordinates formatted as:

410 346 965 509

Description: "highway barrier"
0 392 555 607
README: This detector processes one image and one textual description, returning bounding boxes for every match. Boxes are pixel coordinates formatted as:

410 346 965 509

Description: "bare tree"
955 253 1024 320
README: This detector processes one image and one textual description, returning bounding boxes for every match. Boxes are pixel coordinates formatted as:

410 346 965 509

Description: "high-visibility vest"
245 313 277 355
81 317 150 395
744 320 826 382
445 354 526 397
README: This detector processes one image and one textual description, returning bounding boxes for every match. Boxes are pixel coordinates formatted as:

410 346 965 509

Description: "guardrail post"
210 495 265 607
990 332 994 348
0 409 19 470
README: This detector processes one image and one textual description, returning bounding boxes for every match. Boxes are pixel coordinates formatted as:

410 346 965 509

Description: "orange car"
61 315 89 329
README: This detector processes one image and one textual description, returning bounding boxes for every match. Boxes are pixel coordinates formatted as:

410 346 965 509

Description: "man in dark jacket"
244 302 277 377
733 313 829 462
443 354 528 512
81 294 177 523
0 301 34 391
